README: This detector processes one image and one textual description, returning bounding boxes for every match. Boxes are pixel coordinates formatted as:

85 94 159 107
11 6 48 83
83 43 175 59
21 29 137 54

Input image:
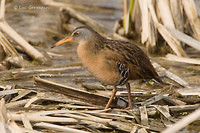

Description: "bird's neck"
79 35 105 55
77 39 99 65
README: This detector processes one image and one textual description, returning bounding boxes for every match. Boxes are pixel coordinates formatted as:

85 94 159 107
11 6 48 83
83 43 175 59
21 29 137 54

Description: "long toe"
124 105 133 110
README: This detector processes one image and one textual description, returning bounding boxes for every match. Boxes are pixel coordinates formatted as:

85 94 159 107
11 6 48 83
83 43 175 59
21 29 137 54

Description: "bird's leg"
105 86 117 109
126 82 133 109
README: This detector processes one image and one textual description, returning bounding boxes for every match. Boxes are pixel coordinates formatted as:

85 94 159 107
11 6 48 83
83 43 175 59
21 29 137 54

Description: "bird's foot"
124 105 133 110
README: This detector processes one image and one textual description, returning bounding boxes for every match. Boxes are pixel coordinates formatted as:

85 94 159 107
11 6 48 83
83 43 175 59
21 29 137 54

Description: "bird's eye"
73 32 80 37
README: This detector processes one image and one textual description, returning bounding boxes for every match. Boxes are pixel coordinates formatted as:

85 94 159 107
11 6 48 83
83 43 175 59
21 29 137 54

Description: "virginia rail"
52 26 162 109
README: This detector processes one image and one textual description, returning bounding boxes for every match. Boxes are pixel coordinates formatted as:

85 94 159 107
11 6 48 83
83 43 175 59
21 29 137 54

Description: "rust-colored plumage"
52 26 162 109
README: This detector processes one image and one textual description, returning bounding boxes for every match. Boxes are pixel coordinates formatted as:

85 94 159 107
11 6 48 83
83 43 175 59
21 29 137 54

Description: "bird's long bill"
51 36 73 48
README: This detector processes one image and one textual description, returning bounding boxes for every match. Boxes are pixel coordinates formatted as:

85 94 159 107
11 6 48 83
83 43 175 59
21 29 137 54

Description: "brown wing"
103 48 145 82
103 40 162 82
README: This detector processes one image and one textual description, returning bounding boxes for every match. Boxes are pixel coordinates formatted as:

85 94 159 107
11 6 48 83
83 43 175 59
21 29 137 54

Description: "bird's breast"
77 43 120 85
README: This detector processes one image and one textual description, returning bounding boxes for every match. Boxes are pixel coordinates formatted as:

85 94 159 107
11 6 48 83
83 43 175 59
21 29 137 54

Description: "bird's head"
51 26 94 48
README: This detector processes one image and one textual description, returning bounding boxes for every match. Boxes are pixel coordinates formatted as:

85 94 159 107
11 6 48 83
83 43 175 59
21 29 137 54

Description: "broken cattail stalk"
157 0 175 28
152 62 190 88
155 23 186 57
0 32 24 68
166 54 200 65
35 122 90 133
169 0 184 32
0 20 51 65
162 107 200 133
182 0 200 41
138 0 149 44
167 27 200 51
34 77 127 108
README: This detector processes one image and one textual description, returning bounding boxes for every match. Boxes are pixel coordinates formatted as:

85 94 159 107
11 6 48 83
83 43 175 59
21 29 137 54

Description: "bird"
52 26 162 109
